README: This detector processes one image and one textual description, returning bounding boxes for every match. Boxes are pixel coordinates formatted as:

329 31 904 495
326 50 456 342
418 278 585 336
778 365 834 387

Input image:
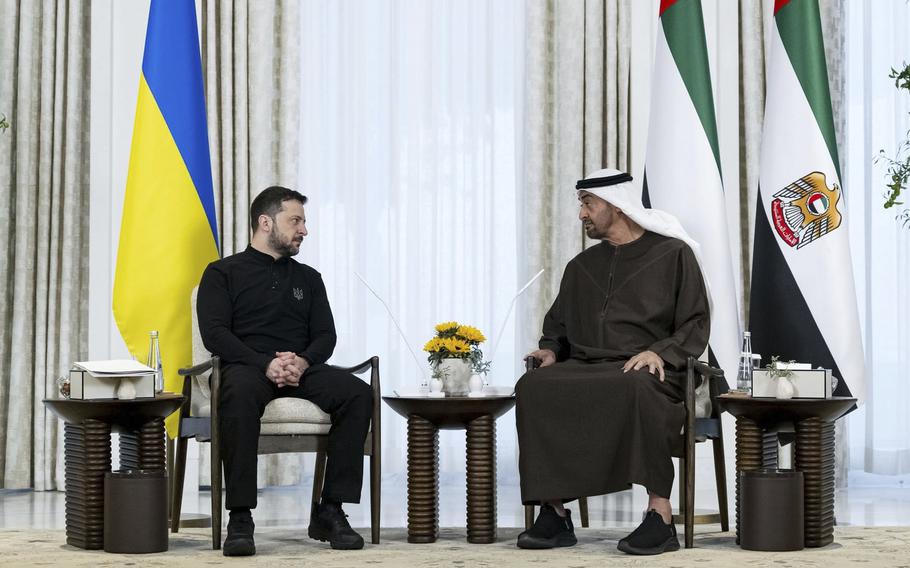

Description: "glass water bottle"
736 331 753 394
147 330 163 394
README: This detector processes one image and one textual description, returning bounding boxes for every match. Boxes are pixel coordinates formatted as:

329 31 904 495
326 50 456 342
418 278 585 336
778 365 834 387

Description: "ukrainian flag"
113 0 219 434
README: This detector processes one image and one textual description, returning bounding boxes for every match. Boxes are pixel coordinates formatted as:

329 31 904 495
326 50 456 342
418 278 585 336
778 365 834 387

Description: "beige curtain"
0 0 90 490
203 0 300 257
521 0 631 350
198 0 302 487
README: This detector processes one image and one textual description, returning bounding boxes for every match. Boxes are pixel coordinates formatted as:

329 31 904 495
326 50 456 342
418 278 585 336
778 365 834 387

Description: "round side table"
43 393 185 550
383 394 516 544
716 395 855 548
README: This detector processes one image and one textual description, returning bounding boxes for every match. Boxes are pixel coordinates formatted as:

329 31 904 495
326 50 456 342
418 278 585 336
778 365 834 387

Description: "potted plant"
877 62 910 224
768 356 797 399
423 321 489 396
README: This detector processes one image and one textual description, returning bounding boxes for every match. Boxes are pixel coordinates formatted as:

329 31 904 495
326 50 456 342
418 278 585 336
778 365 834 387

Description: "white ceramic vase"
116 377 137 400
775 376 795 399
468 374 484 397
436 358 471 396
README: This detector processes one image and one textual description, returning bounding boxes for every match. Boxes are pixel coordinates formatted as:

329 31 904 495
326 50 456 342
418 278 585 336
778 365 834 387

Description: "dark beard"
268 228 299 257
584 224 605 240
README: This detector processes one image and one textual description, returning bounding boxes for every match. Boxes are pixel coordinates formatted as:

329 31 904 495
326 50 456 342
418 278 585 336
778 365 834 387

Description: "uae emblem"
770 171 842 249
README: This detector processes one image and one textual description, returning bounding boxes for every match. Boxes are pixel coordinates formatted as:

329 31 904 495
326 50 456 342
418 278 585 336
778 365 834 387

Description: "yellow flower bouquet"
423 321 491 375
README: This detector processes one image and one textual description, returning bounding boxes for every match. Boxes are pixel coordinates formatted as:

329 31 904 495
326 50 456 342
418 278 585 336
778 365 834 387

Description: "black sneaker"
517 504 577 549
617 509 680 555
223 509 256 556
308 502 365 550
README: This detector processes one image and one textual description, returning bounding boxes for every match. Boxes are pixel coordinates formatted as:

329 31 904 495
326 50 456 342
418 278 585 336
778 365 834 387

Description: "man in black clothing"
515 170 710 556
197 186 371 556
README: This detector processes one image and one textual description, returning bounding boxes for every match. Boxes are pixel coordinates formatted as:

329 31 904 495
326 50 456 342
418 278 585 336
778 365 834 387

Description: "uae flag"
750 0 864 402
644 0 741 382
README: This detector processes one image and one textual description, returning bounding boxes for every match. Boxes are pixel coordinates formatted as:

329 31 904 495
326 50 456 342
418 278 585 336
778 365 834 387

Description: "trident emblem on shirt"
293 287 304 301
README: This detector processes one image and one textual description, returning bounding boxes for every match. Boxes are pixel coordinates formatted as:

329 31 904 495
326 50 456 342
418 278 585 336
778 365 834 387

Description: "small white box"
752 368 832 399
69 368 155 400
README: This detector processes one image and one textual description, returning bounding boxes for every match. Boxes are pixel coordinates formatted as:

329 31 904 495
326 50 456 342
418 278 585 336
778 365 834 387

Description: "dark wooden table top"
383 394 516 430
43 393 185 431
716 394 857 427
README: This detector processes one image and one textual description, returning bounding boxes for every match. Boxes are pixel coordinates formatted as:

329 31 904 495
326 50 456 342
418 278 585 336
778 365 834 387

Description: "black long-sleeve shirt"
197 246 337 372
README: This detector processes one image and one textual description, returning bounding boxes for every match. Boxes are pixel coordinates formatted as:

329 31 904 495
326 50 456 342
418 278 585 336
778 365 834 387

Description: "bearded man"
515 169 712 555
197 186 371 556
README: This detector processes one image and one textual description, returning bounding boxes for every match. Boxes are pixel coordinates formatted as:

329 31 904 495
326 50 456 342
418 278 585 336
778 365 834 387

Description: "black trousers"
218 362 372 510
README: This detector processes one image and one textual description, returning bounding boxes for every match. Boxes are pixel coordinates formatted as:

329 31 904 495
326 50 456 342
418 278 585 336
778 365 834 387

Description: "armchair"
169 289 381 549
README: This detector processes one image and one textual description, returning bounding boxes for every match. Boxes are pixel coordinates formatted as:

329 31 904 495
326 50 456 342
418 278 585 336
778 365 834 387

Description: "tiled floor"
2 470 909 532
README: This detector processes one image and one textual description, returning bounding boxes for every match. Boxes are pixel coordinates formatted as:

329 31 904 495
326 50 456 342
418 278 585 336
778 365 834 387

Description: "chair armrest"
179 359 214 376
329 357 375 375
327 356 380 393
693 359 724 379
686 357 725 385
686 356 729 419
175 356 220 437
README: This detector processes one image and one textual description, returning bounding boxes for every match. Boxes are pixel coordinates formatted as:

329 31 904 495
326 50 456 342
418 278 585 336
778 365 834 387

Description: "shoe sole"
616 536 680 556
516 532 578 550
308 525 365 550
222 541 256 556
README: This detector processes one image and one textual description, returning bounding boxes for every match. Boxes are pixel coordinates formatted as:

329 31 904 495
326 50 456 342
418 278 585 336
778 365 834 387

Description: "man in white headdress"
515 169 711 556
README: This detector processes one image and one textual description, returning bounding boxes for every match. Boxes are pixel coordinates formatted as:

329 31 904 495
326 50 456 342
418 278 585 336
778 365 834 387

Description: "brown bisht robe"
517 231 710 502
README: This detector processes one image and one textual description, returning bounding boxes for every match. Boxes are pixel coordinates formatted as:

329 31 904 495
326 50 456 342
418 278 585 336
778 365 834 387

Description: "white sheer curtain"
298 0 525 479
844 0 910 477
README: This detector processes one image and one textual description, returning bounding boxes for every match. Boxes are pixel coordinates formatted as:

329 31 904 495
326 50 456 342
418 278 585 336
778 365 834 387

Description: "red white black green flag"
644 0 741 382
750 0 864 402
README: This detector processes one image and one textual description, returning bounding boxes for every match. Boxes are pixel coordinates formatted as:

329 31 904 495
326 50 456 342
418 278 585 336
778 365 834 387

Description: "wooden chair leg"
370 451 381 544
685 449 696 548
210 358 223 550
167 437 174 519
311 451 328 516
578 497 589 528
676 457 685 523
683 361 697 549
170 436 188 533
211 440 222 550
524 505 535 530
713 436 730 532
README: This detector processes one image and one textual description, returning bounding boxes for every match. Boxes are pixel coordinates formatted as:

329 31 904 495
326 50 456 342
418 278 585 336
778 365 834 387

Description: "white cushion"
262 397 331 424
694 375 712 419
261 422 332 435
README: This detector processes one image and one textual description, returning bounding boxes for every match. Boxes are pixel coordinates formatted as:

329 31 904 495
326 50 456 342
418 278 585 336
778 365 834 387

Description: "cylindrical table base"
407 414 439 543
795 417 836 547
119 417 166 471
64 419 112 550
466 414 496 544
734 416 761 545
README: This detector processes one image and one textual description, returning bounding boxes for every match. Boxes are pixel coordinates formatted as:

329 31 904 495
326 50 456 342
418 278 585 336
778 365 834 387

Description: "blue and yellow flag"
113 0 219 433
